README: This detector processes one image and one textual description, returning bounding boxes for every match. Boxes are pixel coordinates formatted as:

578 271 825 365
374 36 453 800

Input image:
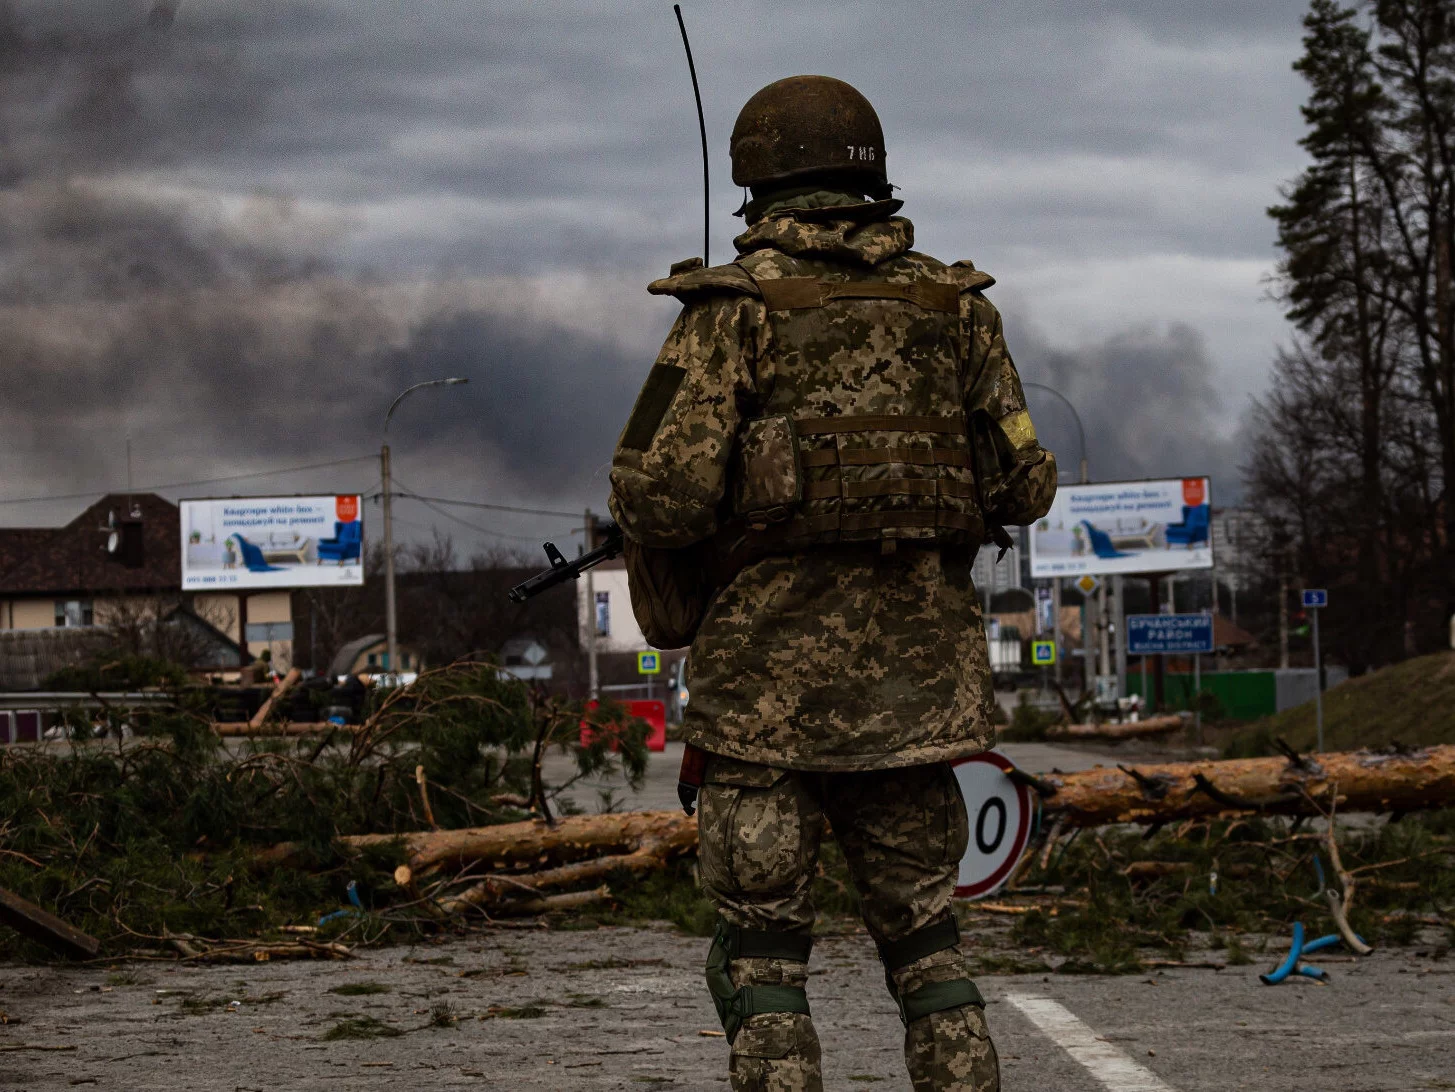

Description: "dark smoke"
1014 320 1242 500
0 1 644 540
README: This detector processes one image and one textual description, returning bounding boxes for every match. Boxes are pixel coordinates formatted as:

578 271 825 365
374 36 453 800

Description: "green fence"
1124 669 1278 720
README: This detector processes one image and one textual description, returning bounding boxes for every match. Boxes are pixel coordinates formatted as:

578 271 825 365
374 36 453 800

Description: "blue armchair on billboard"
318 520 362 565
1164 504 1210 548
1079 520 1131 560
232 535 284 573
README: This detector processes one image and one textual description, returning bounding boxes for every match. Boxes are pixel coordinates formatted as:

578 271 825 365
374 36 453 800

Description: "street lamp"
381 377 468 681
1022 382 1088 485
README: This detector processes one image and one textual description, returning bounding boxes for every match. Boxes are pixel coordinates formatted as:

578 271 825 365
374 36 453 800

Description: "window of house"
366 653 377 668
54 600 94 627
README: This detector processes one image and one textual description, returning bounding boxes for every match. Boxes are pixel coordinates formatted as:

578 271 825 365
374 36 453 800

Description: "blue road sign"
1126 613 1215 655
1030 640 1057 666
637 651 661 675
1302 589 1328 609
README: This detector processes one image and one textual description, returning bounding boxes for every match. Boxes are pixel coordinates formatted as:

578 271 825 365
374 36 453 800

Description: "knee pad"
705 918 813 1043
877 914 985 1026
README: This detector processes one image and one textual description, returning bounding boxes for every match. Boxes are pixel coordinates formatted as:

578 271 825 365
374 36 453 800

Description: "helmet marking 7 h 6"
729 75 889 196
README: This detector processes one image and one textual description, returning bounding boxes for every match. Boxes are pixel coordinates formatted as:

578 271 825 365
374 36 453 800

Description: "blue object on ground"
318 880 365 926
1080 520 1131 559
233 535 284 573
1260 922 1367 984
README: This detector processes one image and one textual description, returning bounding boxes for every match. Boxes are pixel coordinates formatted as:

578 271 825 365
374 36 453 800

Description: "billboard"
181 495 364 590
1029 477 1213 578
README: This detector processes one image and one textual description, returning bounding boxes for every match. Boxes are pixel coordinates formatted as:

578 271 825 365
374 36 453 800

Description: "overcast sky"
0 0 1313 557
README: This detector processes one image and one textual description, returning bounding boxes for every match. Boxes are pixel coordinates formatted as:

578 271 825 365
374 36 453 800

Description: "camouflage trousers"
698 755 1000 1092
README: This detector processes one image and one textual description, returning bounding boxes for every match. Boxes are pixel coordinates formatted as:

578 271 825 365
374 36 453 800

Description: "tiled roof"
0 494 181 596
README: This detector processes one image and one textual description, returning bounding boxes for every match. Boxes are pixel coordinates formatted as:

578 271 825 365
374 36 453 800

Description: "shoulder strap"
946 259 996 293
648 258 762 301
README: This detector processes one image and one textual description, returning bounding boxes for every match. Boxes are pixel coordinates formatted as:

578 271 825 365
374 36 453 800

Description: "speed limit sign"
951 750 1033 899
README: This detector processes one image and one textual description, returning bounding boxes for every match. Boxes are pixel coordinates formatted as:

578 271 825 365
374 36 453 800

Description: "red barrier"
579 699 667 753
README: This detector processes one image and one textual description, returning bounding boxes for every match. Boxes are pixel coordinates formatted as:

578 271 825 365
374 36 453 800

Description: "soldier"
609 75 1056 1092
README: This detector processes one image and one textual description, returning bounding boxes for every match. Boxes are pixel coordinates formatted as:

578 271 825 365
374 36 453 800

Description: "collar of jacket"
733 204 915 267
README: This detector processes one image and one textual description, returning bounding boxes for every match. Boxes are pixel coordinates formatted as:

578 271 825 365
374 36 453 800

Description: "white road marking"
1003 992 1179 1092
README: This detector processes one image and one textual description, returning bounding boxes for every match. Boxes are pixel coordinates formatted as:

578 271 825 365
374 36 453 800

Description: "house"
326 633 423 678
0 493 296 670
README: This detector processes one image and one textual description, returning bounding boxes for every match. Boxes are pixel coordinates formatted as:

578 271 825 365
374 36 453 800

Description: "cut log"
249 667 302 729
1040 744 1455 828
255 809 698 873
214 722 352 737
252 746 1455 884
1046 714 1187 741
0 885 101 959
435 837 679 915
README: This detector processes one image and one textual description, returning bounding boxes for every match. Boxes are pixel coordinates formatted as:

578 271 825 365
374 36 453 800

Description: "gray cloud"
0 0 1308 549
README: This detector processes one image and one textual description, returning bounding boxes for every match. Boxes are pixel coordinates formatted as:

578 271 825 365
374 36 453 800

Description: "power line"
391 492 582 520
386 475 572 543
0 455 379 506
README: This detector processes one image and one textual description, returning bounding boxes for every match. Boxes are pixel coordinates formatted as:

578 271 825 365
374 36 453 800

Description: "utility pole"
381 443 396 676
1113 574 1126 699
1279 570 1290 670
381 377 468 682
584 509 599 699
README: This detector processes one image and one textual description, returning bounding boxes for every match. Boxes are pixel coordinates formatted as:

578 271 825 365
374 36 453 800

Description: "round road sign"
951 750 1033 899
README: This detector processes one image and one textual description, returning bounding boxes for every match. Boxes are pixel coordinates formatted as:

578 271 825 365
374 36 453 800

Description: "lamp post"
382 378 468 681
1021 382 1094 690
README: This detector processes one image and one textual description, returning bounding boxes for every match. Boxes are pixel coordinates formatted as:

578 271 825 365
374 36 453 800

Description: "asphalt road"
2 927 1449 1090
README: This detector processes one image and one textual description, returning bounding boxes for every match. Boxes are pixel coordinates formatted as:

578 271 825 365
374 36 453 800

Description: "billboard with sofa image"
1028 477 1212 578
181 495 364 590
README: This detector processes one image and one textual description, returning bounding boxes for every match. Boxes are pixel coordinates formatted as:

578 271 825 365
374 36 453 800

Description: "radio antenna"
673 4 709 266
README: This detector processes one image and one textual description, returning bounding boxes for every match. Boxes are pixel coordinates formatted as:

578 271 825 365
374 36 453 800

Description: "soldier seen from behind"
609 75 1057 1092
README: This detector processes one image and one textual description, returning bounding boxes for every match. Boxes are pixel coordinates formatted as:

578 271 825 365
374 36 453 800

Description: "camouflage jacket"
608 207 1056 771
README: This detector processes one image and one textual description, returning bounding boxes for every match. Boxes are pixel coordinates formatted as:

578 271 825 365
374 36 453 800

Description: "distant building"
326 633 422 677
0 493 295 669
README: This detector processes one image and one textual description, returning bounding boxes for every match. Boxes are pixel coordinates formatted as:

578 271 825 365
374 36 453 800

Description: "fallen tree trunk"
213 722 351 737
256 808 698 874
252 746 1455 896
249 667 302 729
1039 744 1455 828
1046 714 1186 741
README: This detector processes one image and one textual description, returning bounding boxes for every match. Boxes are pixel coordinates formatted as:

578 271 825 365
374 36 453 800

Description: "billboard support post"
1113 574 1126 699
1052 578 1062 686
382 443 397 678
1193 651 1202 743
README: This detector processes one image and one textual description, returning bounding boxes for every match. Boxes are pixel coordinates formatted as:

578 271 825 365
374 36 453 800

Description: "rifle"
508 523 625 603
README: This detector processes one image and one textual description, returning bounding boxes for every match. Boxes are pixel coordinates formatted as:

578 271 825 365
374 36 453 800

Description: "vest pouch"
623 538 714 650
732 414 803 530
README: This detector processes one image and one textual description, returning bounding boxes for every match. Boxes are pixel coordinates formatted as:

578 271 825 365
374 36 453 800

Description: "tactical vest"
728 250 985 550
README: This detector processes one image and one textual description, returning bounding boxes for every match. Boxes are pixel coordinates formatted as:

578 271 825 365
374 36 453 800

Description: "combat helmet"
729 75 890 198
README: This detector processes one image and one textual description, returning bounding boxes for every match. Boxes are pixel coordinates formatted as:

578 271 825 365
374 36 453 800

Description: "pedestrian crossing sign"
637 651 661 675
1030 640 1056 666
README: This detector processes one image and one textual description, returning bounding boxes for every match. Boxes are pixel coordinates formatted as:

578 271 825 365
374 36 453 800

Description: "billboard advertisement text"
1029 478 1213 578
181 495 364 590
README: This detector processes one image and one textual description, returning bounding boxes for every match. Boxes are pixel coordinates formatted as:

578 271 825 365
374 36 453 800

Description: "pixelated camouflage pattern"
727 963 822 1092
734 414 802 523
698 757 995 1090
608 206 1056 770
896 947 1001 1091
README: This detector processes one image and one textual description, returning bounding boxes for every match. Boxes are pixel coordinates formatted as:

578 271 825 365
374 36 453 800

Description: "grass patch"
329 982 391 997
320 1015 403 1041
428 1001 457 1027
1222 650 1455 756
